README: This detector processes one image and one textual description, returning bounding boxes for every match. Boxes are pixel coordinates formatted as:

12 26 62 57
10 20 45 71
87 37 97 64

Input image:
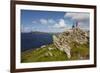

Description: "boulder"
53 27 89 59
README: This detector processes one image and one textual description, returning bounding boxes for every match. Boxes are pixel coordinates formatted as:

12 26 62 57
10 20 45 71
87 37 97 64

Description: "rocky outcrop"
53 27 89 59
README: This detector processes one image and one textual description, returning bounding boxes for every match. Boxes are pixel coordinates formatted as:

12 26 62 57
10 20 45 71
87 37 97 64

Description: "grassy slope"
21 44 68 63
70 42 89 60
21 42 89 63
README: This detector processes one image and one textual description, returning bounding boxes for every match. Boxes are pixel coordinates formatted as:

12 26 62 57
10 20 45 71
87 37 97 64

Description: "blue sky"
21 10 90 33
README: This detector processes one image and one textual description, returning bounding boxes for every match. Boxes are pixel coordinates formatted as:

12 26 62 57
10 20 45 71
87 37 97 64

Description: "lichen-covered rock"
53 28 89 59
48 47 54 50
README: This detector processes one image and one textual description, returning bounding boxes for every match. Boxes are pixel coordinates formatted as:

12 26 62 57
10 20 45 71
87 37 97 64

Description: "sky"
21 10 90 33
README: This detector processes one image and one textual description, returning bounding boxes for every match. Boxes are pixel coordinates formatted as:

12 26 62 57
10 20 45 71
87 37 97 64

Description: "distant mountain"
31 31 49 34
30 31 61 35
22 31 62 35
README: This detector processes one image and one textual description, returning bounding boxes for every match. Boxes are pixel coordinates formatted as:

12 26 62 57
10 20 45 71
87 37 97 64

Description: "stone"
53 27 89 59
48 47 54 50
41 45 46 48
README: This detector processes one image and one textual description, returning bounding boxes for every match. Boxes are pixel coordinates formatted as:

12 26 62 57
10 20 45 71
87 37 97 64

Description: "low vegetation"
21 43 89 63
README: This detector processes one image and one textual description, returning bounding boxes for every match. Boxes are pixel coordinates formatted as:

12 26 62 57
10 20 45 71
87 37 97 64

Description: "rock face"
53 27 89 59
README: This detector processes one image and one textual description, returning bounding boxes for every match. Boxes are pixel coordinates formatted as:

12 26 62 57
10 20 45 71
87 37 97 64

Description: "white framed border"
15 4 94 69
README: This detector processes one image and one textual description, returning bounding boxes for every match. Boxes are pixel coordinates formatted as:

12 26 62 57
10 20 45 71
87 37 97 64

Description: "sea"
21 32 53 51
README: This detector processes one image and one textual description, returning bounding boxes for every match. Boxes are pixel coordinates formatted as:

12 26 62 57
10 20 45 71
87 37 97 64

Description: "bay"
21 32 53 51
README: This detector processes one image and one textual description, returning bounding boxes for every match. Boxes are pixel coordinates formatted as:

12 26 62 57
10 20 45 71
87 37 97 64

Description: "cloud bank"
64 12 90 30
53 19 67 28
64 12 89 21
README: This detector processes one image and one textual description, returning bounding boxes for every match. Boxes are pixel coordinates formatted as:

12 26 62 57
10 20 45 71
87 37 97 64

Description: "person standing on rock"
72 21 79 29
72 24 75 29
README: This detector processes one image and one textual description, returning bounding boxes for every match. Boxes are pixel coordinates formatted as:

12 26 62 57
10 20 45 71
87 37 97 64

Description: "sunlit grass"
21 42 89 63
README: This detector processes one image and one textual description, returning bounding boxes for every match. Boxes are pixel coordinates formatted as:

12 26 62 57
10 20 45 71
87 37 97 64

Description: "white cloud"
40 19 48 24
21 26 31 32
32 21 37 24
40 19 55 25
53 19 67 28
64 12 89 21
48 19 55 24
32 19 55 26
78 22 89 30
64 12 89 30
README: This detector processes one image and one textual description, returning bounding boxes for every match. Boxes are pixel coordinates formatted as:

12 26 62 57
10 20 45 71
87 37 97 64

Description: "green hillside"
21 43 89 63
